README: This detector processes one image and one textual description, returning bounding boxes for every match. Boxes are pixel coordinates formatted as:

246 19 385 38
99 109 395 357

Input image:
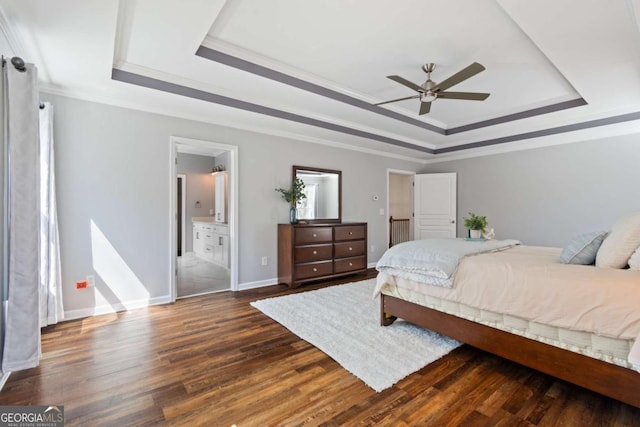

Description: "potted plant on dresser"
464 212 488 239
275 178 306 224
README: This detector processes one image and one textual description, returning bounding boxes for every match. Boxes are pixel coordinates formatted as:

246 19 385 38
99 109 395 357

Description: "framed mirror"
293 165 342 223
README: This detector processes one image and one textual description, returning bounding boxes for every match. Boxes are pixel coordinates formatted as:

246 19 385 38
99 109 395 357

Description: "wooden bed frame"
381 293 640 408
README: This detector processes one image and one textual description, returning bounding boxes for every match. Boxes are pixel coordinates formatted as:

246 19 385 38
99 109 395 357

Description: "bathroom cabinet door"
214 172 228 223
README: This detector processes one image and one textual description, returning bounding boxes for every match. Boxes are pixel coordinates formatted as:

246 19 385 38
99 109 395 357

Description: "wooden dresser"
278 223 368 288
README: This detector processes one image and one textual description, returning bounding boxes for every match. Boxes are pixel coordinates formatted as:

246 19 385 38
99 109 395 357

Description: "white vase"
469 229 483 239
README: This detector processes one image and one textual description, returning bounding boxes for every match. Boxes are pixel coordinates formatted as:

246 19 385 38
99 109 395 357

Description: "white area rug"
251 279 461 392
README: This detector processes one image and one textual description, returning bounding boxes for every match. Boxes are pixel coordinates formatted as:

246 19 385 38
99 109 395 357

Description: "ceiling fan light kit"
376 62 490 115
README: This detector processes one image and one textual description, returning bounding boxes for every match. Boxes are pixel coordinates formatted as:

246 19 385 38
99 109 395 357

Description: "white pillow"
629 246 640 270
596 212 640 268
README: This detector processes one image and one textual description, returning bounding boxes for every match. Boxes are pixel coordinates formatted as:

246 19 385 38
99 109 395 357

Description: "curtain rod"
2 56 46 109
1 56 26 71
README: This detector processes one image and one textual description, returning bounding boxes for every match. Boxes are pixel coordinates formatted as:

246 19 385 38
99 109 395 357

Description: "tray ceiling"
2 0 640 162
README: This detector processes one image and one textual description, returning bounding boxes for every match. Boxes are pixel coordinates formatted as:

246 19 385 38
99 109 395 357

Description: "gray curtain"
1 60 41 372
39 103 63 327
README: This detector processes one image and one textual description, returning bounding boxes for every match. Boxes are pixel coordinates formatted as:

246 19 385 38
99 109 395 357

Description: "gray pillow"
560 231 608 265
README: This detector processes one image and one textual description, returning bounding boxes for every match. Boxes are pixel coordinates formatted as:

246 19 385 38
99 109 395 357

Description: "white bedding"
375 238 520 288
375 245 640 367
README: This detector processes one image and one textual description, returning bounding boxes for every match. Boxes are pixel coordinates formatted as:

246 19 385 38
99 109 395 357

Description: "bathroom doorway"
170 137 238 300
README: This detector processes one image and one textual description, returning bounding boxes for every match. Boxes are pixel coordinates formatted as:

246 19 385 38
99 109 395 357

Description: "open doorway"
170 137 238 300
176 151 229 297
387 169 415 247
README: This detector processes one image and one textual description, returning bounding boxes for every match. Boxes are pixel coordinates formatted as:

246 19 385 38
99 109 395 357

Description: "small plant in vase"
275 178 306 224
464 212 488 239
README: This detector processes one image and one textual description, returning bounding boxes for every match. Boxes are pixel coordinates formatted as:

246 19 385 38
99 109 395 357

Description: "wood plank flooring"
1 271 639 426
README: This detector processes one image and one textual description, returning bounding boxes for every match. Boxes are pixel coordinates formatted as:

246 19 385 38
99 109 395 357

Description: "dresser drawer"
334 240 365 258
334 256 366 273
334 225 366 241
295 244 333 262
295 227 333 244
295 261 333 280
211 224 229 235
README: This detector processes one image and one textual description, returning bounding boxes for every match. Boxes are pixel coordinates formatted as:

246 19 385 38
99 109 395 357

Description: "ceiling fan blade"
419 102 431 115
438 91 490 101
375 94 421 106
387 75 424 93
431 62 485 93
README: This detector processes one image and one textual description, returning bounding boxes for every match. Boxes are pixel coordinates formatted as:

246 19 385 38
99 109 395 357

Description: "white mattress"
380 283 637 370
376 245 640 371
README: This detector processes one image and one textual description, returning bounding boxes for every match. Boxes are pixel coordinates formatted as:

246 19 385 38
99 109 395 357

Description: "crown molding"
425 118 640 164
39 84 428 165
199 38 448 132
198 38 588 137
111 67 436 153
113 60 437 152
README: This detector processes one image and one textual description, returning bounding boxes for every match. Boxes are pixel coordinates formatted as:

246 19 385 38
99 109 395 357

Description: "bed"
376 242 640 408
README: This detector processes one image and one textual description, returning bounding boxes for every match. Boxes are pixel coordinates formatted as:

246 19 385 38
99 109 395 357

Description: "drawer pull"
349 262 353 267
348 247 353 251
313 233 317 237
349 231 353 235
312 250 318 255
312 267 318 272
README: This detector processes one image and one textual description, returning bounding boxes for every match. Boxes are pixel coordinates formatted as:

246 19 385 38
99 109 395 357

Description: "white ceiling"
2 0 640 162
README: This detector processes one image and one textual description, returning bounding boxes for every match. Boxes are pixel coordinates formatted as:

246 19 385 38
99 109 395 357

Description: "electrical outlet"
261 256 268 266
76 281 88 289
370 245 376 253
86 275 95 287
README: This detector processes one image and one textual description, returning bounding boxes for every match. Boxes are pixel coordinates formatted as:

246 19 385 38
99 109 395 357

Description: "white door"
414 173 457 239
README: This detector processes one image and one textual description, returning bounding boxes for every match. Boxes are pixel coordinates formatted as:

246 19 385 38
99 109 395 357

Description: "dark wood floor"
1 271 639 426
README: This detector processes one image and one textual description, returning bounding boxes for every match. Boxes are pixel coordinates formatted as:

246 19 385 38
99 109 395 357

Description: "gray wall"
43 93 421 316
423 135 640 246
177 153 215 252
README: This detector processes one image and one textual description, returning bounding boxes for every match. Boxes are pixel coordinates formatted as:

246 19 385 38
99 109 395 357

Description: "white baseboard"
237 278 279 291
0 371 11 392
63 295 172 321
237 270 376 291
368 262 378 269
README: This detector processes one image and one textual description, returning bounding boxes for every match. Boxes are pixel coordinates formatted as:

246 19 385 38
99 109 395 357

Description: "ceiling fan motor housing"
422 79 437 101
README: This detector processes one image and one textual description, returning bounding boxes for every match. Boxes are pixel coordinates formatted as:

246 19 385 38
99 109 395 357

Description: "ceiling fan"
375 62 490 115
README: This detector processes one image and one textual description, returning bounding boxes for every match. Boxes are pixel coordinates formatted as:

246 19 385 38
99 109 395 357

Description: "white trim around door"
169 136 239 301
